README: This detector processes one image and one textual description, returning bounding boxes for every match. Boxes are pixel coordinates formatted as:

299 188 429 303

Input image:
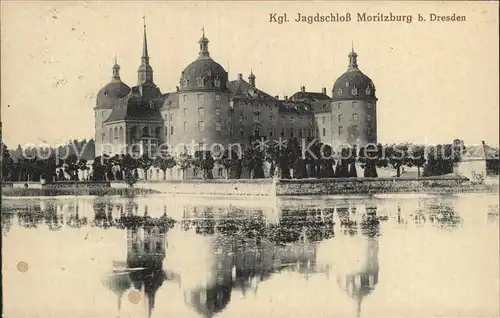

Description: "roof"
104 86 164 123
311 100 332 113
228 78 276 101
290 91 331 102
161 92 179 110
463 143 499 160
332 51 377 102
179 57 229 92
95 80 131 109
277 100 313 114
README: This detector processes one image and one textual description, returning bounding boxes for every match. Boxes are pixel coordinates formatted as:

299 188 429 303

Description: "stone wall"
133 179 274 196
275 177 472 196
42 181 111 189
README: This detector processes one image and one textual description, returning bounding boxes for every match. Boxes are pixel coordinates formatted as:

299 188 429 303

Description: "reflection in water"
2 194 498 318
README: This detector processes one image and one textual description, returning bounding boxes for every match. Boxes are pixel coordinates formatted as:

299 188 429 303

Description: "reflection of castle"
102 211 172 318
179 205 334 317
336 207 380 318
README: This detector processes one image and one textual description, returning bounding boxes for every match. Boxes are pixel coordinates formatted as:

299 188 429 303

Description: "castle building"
94 22 378 179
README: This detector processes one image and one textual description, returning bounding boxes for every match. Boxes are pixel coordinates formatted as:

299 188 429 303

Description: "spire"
248 69 256 88
348 44 358 69
142 14 149 63
112 55 121 81
198 27 210 59
138 15 153 85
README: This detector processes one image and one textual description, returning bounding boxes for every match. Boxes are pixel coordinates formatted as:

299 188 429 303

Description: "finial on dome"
112 55 120 80
198 27 210 58
348 44 358 69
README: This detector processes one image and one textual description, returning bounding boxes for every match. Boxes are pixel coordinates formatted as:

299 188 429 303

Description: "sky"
1 1 498 148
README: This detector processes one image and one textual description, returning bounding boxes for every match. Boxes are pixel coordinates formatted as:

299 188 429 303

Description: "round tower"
94 57 131 156
171 29 231 155
331 47 377 147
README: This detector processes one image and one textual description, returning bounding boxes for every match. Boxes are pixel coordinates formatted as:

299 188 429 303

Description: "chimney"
322 87 327 95
284 96 288 100
275 95 279 99
301 86 305 93
237 73 243 81
176 86 179 92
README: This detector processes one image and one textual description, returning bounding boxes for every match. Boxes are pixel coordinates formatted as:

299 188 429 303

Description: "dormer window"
345 81 349 88
352 87 358 96
337 88 343 96
366 87 371 94
214 77 221 88
197 77 205 87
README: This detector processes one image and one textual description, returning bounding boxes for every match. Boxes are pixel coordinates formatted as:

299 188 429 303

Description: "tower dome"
332 49 376 102
96 58 131 109
179 29 228 92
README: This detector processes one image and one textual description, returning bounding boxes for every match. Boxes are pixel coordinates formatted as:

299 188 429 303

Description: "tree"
153 153 176 180
1 143 14 181
193 150 215 180
177 150 192 180
138 153 153 180
409 145 426 177
216 149 240 179
387 144 410 177
359 144 384 178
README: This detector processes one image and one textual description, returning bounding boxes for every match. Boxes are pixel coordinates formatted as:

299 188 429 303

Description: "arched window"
108 128 113 142
337 88 343 96
143 126 149 137
352 87 358 96
155 127 161 138
119 127 124 141
114 127 118 139
130 126 138 141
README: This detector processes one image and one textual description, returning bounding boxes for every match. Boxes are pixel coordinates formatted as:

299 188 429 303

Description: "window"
268 115 274 122
298 129 303 137
353 113 358 121
215 121 222 132
366 87 371 95
280 128 285 137
214 78 221 88
198 121 205 132
164 114 168 122
198 93 204 101
198 107 204 116
101 133 105 141
229 123 233 136
315 128 319 137
183 108 188 116
280 117 286 124
182 95 187 103
239 115 244 123
239 128 244 136
289 117 295 124
290 129 294 138
338 126 343 135
353 101 358 108
268 104 272 110
367 102 372 108
197 77 204 87
164 126 168 136
215 93 221 101
253 114 260 123
218 168 224 177
184 122 188 132
308 117 313 125
368 128 373 136
345 81 349 88
367 114 372 121
337 88 343 96
352 87 358 95
298 116 303 124
170 126 174 135
353 125 358 134
322 128 326 137
338 102 342 109
322 116 326 124
338 114 343 122
268 128 274 137
307 129 312 137
170 113 174 121
214 107 221 117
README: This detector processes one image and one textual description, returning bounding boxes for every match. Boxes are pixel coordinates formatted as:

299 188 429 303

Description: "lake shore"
2 176 498 197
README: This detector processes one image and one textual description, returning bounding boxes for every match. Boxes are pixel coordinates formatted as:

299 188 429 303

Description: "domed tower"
94 57 131 155
331 47 377 147
172 29 231 153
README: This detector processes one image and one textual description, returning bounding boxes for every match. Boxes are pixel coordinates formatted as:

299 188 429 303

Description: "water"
2 193 499 318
